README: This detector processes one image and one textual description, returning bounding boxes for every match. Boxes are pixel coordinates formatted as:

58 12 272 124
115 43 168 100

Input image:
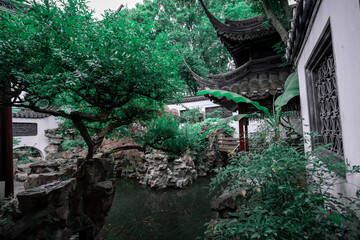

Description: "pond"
106 177 215 240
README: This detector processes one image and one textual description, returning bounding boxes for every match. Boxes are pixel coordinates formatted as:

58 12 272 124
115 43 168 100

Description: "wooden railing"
218 137 239 153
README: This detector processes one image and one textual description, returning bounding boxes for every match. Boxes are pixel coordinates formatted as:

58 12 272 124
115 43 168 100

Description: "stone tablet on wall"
13 123 38 136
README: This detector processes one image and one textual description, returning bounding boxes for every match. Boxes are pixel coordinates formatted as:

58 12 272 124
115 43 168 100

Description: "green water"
106 178 215 240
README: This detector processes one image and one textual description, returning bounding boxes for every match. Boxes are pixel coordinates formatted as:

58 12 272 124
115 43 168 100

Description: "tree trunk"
71 117 96 159
280 0 293 24
261 0 289 43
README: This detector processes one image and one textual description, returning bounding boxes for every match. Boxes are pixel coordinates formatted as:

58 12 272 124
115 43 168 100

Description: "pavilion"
185 0 299 151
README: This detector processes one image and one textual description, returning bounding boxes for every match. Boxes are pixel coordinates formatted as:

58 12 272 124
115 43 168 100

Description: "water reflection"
106 178 215 240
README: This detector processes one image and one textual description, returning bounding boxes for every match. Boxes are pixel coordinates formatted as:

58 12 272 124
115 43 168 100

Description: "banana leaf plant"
197 71 299 139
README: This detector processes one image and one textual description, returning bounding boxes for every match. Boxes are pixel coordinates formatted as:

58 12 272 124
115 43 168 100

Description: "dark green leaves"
197 89 271 118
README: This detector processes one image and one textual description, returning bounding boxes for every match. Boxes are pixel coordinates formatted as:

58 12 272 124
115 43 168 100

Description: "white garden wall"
13 116 60 159
296 0 360 198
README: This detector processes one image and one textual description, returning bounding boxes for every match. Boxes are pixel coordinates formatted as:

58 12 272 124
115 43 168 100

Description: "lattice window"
313 54 343 153
306 24 343 154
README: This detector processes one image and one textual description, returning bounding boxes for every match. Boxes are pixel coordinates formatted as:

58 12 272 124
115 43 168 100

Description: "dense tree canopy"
0 0 186 158
128 0 256 93
0 0 291 159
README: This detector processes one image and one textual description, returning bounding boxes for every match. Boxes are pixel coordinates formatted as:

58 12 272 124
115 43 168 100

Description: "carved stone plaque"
13 123 38 137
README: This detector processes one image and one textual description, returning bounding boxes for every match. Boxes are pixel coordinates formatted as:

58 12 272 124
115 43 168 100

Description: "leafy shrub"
14 147 40 165
137 111 234 161
181 107 204 123
61 139 86 151
0 198 16 226
136 114 203 158
206 137 360 239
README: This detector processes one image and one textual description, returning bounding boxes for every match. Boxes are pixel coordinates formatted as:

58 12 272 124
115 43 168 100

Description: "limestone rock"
210 188 253 218
24 172 67 190
44 144 59 154
83 181 115 221
17 178 77 212
17 163 32 174
2 158 116 240
77 158 114 183
29 160 61 174
137 151 197 189
16 173 28 182
22 159 77 189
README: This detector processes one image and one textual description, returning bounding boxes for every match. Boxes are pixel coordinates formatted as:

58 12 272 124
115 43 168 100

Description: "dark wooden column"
238 104 249 152
0 85 14 197
245 118 249 151
238 118 245 151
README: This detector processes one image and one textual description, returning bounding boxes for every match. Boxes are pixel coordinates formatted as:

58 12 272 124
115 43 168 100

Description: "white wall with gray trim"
13 116 60 159
296 0 360 199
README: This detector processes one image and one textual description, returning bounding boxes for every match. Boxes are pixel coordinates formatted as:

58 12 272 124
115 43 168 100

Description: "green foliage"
247 0 292 29
0 198 15 226
272 41 287 64
202 71 360 238
129 0 256 94
0 0 187 158
14 147 40 165
181 108 204 123
61 139 86 151
135 108 234 162
13 137 21 147
135 113 204 159
274 72 299 114
11 107 20 113
206 135 360 239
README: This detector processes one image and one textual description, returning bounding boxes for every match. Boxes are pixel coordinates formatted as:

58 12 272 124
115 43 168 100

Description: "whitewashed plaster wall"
296 0 360 198
13 116 61 159
167 100 259 138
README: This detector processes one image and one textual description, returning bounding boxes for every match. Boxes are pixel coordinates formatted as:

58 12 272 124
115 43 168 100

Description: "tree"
0 0 186 159
128 0 256 94
246 0 292 43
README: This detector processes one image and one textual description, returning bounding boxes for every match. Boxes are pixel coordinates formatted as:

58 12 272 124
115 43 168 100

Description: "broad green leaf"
196 89 271 118
274 71 299 113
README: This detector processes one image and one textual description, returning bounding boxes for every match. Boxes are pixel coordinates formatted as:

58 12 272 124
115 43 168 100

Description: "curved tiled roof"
185 56 291 101
199 0 275 42
199 0 278 67
188 0 299 113
179 95 207 103
12 109 51 119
